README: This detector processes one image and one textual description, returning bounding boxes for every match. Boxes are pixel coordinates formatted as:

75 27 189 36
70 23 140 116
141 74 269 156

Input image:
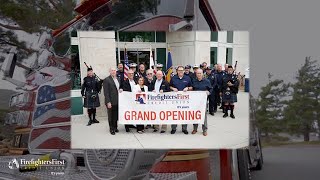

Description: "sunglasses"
147 73 153 75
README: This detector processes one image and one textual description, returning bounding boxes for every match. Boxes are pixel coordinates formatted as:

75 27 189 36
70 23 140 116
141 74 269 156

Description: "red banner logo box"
119 91 207 124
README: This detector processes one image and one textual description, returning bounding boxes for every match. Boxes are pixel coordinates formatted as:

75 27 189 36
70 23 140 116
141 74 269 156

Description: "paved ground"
252 144 320 180
71 92 249 149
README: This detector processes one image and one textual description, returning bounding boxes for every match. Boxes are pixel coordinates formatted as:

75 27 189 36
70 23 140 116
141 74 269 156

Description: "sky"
211 0 320 97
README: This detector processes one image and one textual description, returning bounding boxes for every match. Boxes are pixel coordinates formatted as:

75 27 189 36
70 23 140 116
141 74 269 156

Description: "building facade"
70 31 249 116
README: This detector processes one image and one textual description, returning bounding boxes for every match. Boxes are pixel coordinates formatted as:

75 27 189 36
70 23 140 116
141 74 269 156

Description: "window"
227 31 233 43
156 32 166 42
156 48 167 70
226 48 233 65
119 32 155 42
211 32 218 42
71 45 81 90
210 47 217 66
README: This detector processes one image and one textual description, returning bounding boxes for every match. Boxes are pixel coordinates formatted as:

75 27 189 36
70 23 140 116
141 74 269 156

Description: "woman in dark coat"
81 67 101 126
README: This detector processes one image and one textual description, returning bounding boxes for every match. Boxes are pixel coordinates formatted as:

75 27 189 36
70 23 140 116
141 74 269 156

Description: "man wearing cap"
81 67 101 126
191 69 212 136
184 65 194 78
222 65 239 118
190 64 199 81
206 66 218 116
120 69 137 132
129 63 140 82
156 63 166 79
170 65 193 135
215 64 226 112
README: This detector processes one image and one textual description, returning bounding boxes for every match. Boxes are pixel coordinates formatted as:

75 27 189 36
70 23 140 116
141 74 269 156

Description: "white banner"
119 91 207 124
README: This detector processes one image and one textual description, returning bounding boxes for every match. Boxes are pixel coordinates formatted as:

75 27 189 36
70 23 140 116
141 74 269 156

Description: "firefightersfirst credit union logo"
134 93 190 105
8 158 19 169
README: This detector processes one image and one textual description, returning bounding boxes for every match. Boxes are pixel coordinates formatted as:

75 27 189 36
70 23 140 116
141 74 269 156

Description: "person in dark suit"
103 67 121 135
151 70 171 133
119 69 137 132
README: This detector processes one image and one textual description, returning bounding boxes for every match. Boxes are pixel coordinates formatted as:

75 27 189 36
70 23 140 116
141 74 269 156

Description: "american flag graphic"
124 45 129 79
37 81 71 104
29 125 70 151
33 100 70 127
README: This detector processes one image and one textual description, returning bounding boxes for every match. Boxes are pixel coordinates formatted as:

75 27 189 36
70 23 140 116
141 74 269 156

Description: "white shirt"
154 79 163 93
133 85 148 92
112 76 119 90
129 79 136 91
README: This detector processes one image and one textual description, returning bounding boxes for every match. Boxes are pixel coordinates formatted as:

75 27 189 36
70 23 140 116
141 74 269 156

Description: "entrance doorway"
119 50 154 68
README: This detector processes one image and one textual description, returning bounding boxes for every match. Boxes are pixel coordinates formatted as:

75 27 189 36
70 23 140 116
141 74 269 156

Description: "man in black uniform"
120 69 137 132
215 64 226 112
129 63 140 81
222 65 239 119
116 63 124 84
81 67 101 126
206 66 217 116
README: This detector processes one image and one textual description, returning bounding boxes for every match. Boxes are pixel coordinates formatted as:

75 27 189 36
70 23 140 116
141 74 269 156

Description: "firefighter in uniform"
222 65 239 119
81 67 101 126
215 64 226 112
206 66 217 116
129 63 140 81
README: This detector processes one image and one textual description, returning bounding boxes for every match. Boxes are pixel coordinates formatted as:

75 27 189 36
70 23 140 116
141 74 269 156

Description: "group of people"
81 62 239 136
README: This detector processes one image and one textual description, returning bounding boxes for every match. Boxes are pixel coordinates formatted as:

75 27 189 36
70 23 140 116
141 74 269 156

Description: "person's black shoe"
115 129 119 133
223 113 228 118
230 114 235 119
111 131 115 135
182 130 189 135
209 112 215 116
126 128 130 132
213 109 217 113
87 121 92 126
153 129 158 132
160 130 166 133
92 119 100 123
171 130 176 134
219 106 223 109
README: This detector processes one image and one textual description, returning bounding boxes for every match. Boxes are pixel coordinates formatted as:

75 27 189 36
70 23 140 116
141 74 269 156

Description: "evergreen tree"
256 73 289 138
284 57 320 141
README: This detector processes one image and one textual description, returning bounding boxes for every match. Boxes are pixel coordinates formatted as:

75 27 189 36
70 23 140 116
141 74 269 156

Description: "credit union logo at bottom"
8 158 65 172
135 94 146 104
8 158 19 169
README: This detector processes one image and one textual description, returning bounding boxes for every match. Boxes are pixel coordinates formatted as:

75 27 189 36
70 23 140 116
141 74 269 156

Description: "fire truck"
0 0 262 179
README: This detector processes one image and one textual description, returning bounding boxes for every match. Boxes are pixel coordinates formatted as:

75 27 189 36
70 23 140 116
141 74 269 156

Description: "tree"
0 0 75 61
256 73 289 138
283 57 320 141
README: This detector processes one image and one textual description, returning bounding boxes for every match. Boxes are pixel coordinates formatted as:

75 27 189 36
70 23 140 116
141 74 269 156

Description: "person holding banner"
170 65 193 135
103 68 120 135
120 69 137 132
81 67 101 126
151 70 171 133
133 77 149 133
222 65 239 119
191 69 212 136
